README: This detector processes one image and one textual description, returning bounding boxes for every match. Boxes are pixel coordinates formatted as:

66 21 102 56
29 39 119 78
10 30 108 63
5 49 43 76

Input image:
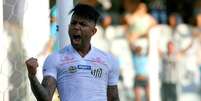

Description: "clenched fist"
25 57 39 78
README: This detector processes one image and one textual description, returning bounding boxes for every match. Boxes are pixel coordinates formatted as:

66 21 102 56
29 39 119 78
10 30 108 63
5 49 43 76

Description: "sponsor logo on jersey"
68 66 77 73
91 68 103 78
77 65 91 70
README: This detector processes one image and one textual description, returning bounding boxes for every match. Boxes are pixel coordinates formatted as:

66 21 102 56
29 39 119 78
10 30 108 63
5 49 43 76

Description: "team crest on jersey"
68 66 77 73
91 68 103 78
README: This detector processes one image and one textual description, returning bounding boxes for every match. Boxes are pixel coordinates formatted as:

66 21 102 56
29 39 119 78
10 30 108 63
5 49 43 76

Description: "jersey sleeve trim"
43 73 57 80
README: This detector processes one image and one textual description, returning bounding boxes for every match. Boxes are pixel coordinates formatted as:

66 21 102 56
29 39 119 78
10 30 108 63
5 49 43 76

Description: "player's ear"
92 27 97 35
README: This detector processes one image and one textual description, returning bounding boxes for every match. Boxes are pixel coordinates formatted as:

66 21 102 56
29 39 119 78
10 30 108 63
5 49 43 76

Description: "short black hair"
69 4 100 24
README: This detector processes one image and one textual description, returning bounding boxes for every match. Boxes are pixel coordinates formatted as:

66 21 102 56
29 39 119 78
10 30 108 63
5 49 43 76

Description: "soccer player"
25 4 120 101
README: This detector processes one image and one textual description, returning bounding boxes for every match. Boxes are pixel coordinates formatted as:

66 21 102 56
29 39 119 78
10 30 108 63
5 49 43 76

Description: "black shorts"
134 76 149 88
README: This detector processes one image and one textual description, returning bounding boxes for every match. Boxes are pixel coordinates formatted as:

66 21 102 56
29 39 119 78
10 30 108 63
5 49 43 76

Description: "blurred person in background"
168 13 182 31
148 0 167 24
192 12 201 92
165 12 190 53
125 2 157 43
157 13 182 53
131 40 150 101
160 41 178 101
125 2 157 101
25 4 120 101
160 41 192 101
166 12 201 98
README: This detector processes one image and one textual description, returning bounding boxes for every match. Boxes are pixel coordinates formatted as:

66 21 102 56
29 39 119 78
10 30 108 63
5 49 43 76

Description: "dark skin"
107 85 120 101
25 58 56 101
68 14 96 57
25 14 119 101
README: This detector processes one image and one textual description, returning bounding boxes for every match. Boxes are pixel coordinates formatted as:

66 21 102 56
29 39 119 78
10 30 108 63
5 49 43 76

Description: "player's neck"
75 44 91 57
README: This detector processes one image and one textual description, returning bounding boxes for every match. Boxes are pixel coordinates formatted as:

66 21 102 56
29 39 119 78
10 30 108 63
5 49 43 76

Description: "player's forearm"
107 85 120 101
108 95 120 101
28 75 51 101
108 93 120 101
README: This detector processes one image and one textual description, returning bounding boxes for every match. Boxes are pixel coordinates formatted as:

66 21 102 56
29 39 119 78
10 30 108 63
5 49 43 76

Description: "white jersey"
43 45 119 101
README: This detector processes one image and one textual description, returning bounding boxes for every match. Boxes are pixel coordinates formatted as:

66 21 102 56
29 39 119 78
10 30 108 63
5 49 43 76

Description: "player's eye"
70 21 77 25
79 22 87 26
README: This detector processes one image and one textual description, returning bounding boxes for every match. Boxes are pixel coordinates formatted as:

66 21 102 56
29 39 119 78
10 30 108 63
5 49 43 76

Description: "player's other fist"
25 57 38 77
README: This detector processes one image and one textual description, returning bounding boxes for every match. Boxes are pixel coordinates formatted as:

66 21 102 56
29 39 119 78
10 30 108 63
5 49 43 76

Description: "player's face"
134 46 142 55
169 15 177 27
68 15 97 49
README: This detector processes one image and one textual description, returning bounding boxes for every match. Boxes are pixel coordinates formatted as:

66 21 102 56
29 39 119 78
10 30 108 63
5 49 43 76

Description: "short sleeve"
108 55 120 86
43 54 58 80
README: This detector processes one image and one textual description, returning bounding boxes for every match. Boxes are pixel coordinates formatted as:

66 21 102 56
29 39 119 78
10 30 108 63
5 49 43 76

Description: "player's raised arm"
25 58 56 101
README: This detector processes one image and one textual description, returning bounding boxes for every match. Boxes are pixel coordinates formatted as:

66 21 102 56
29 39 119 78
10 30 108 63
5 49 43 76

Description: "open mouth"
72 34 81 39
72 34 81 43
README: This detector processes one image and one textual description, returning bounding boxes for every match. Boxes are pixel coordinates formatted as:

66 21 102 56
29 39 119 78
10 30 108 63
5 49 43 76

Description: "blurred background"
0 0 201 101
